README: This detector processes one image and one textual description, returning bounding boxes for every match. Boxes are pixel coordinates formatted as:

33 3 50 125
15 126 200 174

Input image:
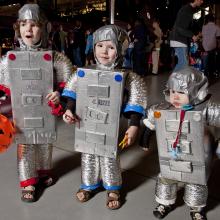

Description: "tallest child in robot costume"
62 24 147 209
0 4 73 202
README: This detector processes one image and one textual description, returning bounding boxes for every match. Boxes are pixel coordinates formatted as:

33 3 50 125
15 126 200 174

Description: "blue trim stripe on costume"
182 104 193 111
62 89 77 100
102 184 122 190
80 183 101 190
123 104 145 116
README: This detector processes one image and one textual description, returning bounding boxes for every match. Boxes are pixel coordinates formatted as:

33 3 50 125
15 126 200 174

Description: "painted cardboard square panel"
75 67 126 158
7 51 56 144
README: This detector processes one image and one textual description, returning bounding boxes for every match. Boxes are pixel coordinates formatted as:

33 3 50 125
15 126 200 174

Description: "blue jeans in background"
173 47 188 71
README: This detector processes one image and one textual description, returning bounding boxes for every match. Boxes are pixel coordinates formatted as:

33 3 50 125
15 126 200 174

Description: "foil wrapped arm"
203 101 220 127
0 56 10 94
143 105 157 130
61 72 77 100
53 51 73 88
123 71 147 116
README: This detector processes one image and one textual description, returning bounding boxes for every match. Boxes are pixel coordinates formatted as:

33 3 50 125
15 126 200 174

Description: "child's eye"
97 43 102 47
178 91 185 94
109 46 115 50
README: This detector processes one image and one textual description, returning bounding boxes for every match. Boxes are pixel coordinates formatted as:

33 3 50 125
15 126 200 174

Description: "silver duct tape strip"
184 184 208 207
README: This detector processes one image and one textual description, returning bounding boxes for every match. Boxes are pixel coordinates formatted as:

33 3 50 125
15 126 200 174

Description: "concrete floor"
0 72 220 220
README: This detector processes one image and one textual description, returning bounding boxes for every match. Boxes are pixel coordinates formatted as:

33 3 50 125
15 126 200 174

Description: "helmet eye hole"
0 129 4 134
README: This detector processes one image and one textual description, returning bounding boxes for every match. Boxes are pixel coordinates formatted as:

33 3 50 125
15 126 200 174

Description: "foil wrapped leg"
155 176 177 206
184 184 208 208
17 144 38 187
36 144 53 177
81 153 101 190
100 156 122 190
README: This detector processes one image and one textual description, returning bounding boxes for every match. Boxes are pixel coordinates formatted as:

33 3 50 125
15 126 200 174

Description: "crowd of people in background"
0 1 220 79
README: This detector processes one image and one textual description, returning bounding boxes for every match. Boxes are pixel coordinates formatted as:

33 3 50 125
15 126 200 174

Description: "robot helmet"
17 4 49 49
164 67 208 105
18 4 46 24
93 25 128 69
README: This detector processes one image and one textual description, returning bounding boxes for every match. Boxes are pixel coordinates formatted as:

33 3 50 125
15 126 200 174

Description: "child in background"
85 27 95 66
0 4 72 202
141 67 220 220
62 24 147 209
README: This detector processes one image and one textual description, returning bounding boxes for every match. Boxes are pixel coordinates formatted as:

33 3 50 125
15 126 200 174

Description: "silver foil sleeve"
203 102 220 127
53 51 73 84
0 55 10 88
63 71 78 95
125 71 147 112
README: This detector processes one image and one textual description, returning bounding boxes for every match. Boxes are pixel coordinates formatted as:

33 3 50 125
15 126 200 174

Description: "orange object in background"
0 114 15 153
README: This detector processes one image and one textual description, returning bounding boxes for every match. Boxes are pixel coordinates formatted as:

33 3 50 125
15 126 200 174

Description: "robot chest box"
74 67 126 158
155 109 212 185
7 51 56 144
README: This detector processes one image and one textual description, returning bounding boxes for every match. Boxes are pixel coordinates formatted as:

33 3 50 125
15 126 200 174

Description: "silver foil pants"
17 144 53 187
155 176 208 208
81 153 122 190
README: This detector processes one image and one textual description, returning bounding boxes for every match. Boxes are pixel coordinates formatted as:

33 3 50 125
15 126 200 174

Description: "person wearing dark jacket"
170 0 204 71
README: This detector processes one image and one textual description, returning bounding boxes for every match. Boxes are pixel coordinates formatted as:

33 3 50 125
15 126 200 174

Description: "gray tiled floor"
0 72 220 220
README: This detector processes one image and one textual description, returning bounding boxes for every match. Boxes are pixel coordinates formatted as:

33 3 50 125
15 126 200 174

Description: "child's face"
169 89 189 109
95 40 117 66
20 19 41 46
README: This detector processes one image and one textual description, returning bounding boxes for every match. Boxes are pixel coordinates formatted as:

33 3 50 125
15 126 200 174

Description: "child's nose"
26 24 32 31
174 93 179 99
102 46 108 53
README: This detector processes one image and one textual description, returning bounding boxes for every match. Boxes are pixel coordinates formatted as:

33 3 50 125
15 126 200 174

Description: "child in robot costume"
0 4 73 202
62 24 147 209
142 67 220 220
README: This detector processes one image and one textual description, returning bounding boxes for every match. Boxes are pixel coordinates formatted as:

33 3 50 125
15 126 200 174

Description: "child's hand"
125 126 139 147
63 109 80 124
46 91 60 105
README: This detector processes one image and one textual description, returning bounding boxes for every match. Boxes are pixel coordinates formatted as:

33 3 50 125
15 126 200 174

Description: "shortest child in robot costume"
62 25 147 209
142 67 220 220
0 4 73 202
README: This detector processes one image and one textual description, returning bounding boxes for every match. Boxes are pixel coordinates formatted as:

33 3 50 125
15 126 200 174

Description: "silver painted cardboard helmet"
164 67 208 105
18 4 48 49
93 24 128 69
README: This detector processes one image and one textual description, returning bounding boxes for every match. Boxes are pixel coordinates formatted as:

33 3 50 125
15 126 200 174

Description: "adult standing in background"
151 20 163 75
59 24 68 54
170 0 204 71
202 14 220 78
73 20 85 67
133 19 148 76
